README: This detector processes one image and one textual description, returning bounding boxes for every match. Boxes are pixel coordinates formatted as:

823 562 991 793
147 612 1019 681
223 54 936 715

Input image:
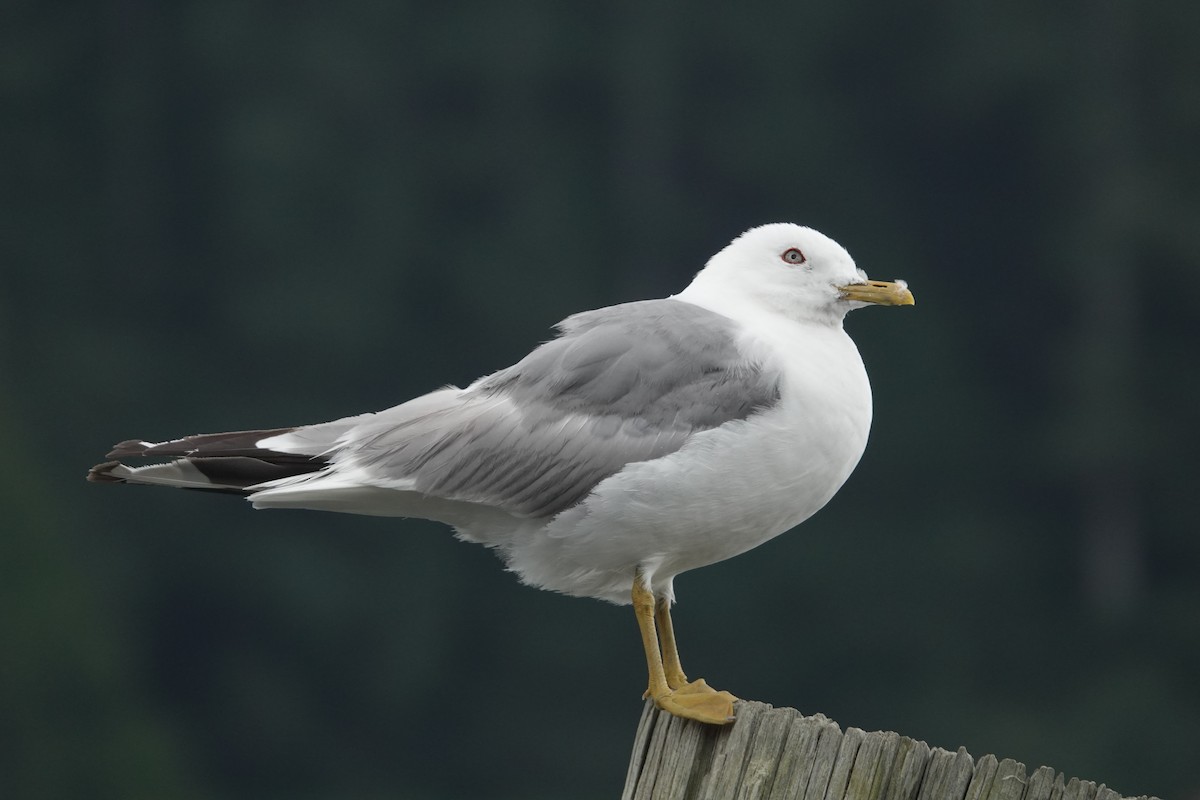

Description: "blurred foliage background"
3 2 1199 798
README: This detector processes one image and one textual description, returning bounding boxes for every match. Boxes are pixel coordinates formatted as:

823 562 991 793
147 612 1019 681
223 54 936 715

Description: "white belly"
497 322 873 604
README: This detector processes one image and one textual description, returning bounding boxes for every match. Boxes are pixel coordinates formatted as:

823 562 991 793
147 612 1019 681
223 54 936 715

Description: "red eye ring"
781 247 807 265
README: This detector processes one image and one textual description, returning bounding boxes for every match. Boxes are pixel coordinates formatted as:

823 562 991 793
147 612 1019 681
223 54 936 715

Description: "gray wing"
339 299 781 518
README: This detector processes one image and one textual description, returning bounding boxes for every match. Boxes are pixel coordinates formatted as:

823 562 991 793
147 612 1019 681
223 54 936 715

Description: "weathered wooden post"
622 700 1159 800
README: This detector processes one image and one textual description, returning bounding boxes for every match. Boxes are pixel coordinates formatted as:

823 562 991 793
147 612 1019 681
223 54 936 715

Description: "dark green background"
4 2 1198 798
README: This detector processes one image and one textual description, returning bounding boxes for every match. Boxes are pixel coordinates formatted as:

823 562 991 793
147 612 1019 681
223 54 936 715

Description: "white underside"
249 297 872 605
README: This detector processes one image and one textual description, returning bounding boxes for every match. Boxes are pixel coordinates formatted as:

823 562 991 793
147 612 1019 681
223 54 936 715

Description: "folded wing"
91 299 781 521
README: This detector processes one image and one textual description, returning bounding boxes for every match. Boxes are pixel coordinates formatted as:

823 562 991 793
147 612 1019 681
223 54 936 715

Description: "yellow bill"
838 279 915 306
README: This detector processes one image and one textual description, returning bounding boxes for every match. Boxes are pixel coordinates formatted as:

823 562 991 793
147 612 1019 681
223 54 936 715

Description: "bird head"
683 223 914 324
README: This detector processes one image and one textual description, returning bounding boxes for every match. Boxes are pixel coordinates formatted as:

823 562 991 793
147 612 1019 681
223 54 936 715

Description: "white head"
678 223 914 325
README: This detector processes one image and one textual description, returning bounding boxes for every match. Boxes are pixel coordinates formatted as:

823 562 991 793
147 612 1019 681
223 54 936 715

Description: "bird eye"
781 248 807 265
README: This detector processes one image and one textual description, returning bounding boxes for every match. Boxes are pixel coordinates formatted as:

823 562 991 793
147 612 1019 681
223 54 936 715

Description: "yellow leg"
633 570 736 725
633 573 672 700
655 597 690 690
656 596 734 700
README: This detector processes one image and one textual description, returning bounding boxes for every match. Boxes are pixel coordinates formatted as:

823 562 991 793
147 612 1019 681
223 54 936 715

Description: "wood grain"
621 701 1158 800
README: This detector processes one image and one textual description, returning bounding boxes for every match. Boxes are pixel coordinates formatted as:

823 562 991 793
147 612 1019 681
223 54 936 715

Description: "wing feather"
292 299 780 518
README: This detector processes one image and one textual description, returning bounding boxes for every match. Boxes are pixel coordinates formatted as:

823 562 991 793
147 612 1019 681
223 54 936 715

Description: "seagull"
88 223 914 725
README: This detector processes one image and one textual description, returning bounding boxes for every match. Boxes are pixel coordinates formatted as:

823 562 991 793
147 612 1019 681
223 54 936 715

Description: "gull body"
503 301 872 605
89 222 913 724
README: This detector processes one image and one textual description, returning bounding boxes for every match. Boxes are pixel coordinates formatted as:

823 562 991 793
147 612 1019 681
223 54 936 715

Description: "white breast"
500 314 874 604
